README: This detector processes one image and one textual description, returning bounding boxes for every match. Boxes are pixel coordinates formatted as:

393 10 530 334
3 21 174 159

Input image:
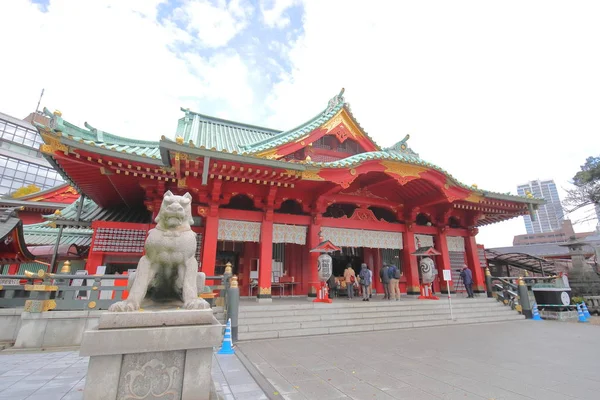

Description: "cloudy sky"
1 0 598 247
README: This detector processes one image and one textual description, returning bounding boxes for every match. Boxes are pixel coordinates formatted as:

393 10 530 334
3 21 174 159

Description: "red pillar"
85 252 103 275
402 229 420 295
372 249 384 295
257 214 273 302
201 206 219 281
306 221 321 298
465 233 485 292
8 263 19 275
434 229 454 292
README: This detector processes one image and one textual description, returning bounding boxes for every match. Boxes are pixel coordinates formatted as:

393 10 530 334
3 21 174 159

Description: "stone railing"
0 272 225 311
0 271 238 349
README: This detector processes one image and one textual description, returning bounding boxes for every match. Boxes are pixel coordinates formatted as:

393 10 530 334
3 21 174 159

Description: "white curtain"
273 224 307 245
414 234 434 248
321 227 403 249
446 236 466 252
218 220 261 242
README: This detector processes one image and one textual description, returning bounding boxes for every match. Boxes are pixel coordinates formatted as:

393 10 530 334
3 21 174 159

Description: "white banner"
218 220 261 242
273 224 307 245
446 236 466 252
415 234 434 248
321 227 403 249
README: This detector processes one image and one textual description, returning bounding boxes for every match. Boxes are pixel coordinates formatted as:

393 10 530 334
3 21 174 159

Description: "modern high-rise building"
0 111 64 196
517 179 564 234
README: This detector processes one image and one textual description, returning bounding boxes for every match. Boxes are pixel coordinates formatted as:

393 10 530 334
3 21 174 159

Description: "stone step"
237 297 496 313
238 301 505 319
238 306 513 325
237 314 524 341
240 308 518 332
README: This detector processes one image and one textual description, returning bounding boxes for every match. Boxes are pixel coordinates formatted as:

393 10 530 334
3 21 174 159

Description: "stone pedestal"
80 309 222 400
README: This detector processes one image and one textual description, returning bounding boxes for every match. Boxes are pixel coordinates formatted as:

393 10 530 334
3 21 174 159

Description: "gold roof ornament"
175 136 184 144
305 155 312 162
53 110 62 117
60 260 71 274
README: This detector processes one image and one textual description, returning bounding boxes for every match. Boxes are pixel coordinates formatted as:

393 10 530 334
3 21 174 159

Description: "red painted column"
8 263 19 275
201 204 219 282
85 253 104 275
257 213 273 302
402 228 420 295
465 232 485 292
373 249 384 295
434 228 454 292
306 218 321 298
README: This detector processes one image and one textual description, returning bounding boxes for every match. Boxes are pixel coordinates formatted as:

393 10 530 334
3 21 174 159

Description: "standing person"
367 266 373 299
388 264 401 301
344 264 356 300
460 265 474 298
359 263 371 301
380 263 391 300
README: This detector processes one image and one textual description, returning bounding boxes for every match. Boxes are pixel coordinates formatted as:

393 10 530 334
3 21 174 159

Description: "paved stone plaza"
0 350 266 400
238 320 600 400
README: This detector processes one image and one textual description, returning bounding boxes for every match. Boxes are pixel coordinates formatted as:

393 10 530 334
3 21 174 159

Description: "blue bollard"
576 304 589 323
217 318 235 355
581 302 591 320
531 303 542 321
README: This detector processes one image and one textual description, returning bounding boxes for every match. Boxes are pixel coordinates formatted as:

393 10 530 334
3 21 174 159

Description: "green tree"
563 156 600 223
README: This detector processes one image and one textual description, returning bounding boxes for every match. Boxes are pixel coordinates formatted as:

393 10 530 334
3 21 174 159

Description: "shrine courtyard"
0 320 598 400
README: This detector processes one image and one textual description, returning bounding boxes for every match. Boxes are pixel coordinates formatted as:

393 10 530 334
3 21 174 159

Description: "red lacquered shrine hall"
35 90 543 300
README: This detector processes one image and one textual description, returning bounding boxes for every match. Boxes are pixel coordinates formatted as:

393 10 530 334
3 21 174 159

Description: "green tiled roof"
23 223 92 247
44 196 152 224
177 108 281 153
38 108 161 159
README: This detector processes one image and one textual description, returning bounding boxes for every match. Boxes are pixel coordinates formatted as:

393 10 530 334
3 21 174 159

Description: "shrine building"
32 90 543 300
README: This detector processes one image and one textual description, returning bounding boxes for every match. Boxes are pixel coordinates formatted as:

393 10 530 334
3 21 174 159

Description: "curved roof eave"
306 150 544 205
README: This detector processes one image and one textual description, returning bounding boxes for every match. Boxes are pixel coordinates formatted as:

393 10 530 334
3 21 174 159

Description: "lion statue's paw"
108 301 140 312
184 298 211 310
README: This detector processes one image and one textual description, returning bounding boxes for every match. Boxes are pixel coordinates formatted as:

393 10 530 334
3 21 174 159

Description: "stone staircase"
237 297 524 341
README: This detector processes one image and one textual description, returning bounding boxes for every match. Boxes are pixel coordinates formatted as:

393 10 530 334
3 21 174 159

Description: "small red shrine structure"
31 90 544 300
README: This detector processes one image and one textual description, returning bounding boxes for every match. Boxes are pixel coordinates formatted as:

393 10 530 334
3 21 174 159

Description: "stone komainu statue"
109 191 210 312
419 256 437 284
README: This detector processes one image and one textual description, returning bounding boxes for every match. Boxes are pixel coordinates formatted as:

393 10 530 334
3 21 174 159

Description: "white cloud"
261 0 299 29
177 0 254 48
0 0 259 139
265 0 600 246
2 0 598 249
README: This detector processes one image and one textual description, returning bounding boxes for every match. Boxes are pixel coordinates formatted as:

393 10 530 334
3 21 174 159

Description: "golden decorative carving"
39 137 69 155
174 152 189 161
24 285 58 291
465 193 483 203
321 109 364 142
381 161 427 179
24 299 56 312
259 287 271 295
88 301 97 309
301 170 325 181
175 136 184 144
350 168 357 176
177 177 187 188
230 275 239 288
256 148 281 159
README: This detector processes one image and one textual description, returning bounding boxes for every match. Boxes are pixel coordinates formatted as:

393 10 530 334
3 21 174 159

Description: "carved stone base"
80 309 222 400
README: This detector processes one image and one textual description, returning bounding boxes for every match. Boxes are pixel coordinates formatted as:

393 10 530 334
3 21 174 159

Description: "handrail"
0 273 225 311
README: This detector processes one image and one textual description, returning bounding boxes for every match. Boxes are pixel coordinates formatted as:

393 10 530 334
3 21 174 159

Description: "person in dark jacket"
380 264 391 300
358 263 371 301
460 265 474 298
